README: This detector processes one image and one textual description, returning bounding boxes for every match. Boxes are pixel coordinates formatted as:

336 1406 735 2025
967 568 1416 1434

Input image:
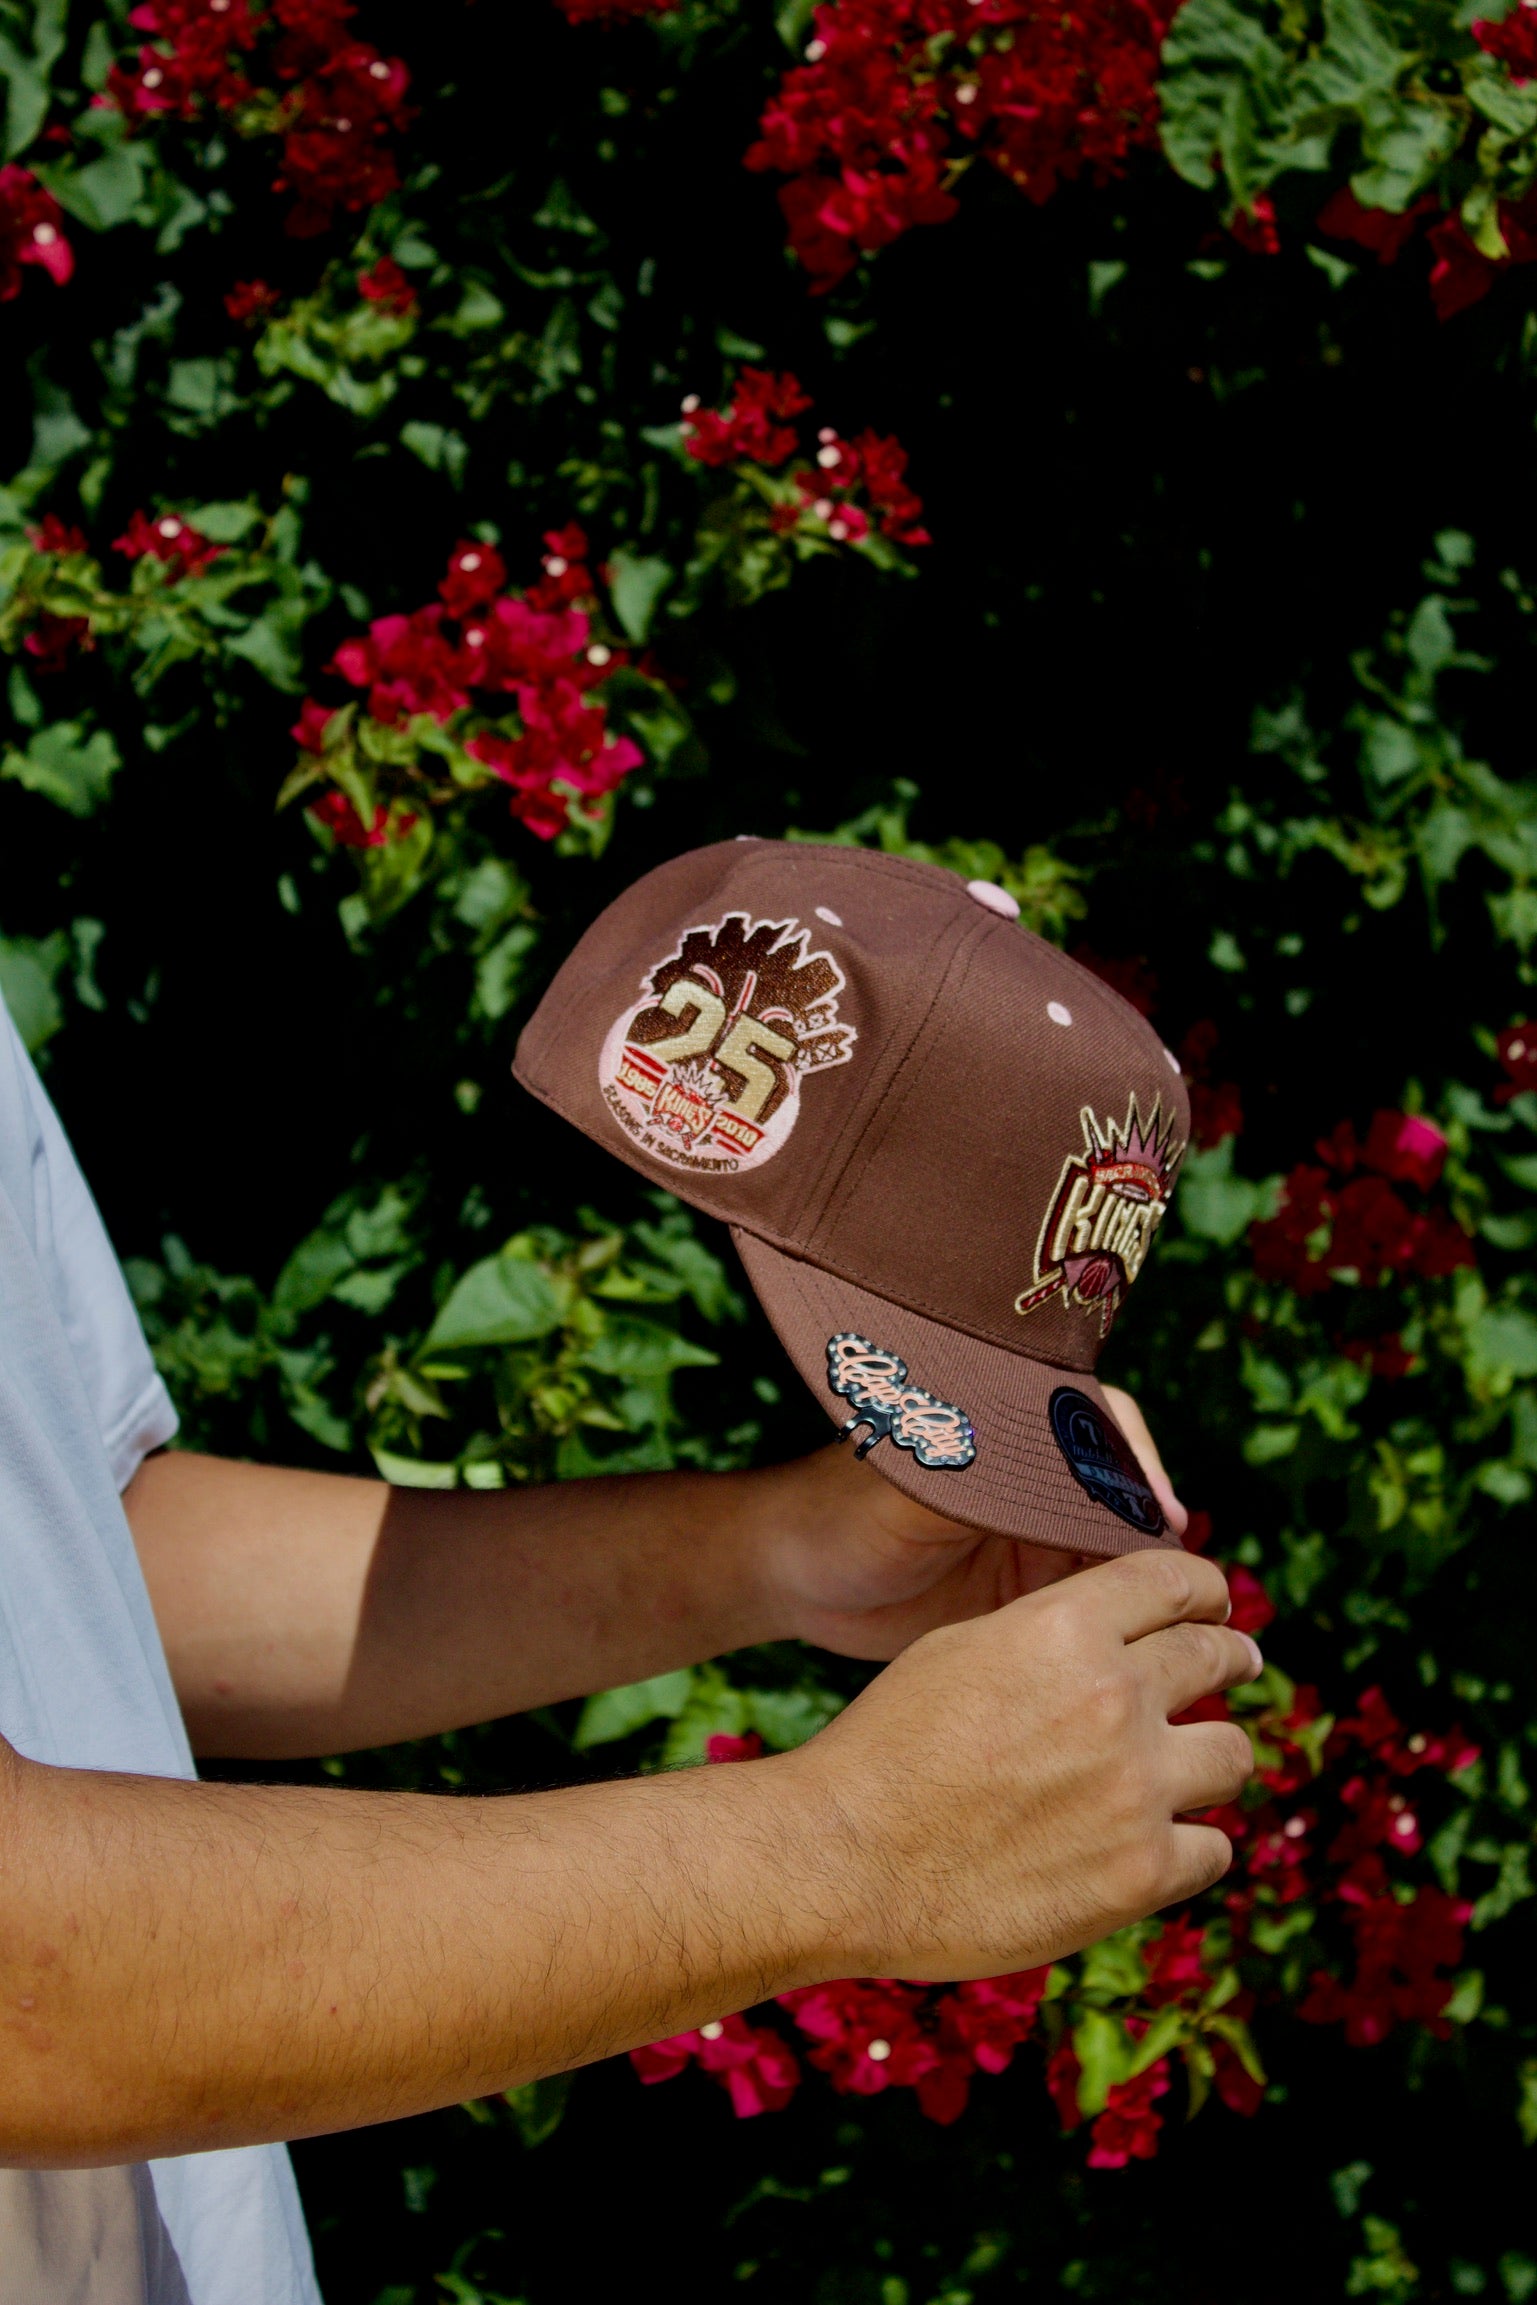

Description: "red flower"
0 165 73 300
438 539 508 616
1473 5 1537 80
1428 214 1500 321
1316 187 1436 264
1242 1802 1315 1900
1142 1916 1211 2005
309 790 414 848
225 277 281 323
1087 2058 1169 2168
525 523 595 610
681 368 812 467
291 698 340 751
27 514 88 555
269 1 411 237
1251 1141 1473 1294
113 508 223 577
331 606 470 723
1224 1564 1275 1637
1045 2041 1084 2130
357 255 416 313
1211 2037 1263 2116
1361 1109 1448 1191
631 2012 800 2117
933 1968 1049 2077
778 1978 938 2098
747 0 1168 290
1495 1020 1537 1103
1332 1686 1479 1779
1300 1864 1470 2046
705 1732 764 1763
1180 1508 1213 1554
1329 1774 1424 1864
1229 195 1280 254
1190 1077 1244 1148
22 613 93 674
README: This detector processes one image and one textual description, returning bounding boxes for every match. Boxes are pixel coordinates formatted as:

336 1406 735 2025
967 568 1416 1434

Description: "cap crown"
514 839 1188 1375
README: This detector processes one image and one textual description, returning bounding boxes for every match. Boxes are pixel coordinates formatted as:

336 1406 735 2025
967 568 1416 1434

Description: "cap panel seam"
785 895 976 1217
805 903 1003 1253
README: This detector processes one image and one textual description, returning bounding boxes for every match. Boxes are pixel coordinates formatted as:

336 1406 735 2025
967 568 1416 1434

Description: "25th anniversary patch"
599 910 856 1174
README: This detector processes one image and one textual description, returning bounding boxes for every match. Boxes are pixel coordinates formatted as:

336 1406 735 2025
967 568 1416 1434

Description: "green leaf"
576 1314 717 1379
36 141 147 231
0 928 66 1050
503 2071 573 2148
1071 2007 1135 2116
573 1668 695 1750
1468 1305 1537 1385
422 1249 566 1352
744 1685 844 1749
371 1450 460 1489
2 721 120 816
607 549 672 643
1177 1136 1276 1245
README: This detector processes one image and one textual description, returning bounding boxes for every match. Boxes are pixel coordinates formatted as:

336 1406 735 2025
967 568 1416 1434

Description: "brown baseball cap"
513 838 1190 1558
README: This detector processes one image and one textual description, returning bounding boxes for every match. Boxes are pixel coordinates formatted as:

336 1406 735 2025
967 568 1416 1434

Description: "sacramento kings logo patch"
826 1333 976 1471
1048 1387 1165 1535
1016 1097 1184 1339
599 912 856 1175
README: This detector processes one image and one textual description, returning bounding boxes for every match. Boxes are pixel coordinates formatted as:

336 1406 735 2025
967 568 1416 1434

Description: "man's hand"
753 1385 1188 1660
786 1545 1259 1980
0 1546 1256 2162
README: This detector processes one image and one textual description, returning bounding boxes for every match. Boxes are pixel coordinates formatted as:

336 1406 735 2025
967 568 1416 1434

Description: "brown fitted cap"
513 838 1190 1558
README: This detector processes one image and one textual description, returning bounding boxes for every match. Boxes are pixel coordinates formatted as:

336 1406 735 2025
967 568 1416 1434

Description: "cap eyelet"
815 906 843 926
1047 1001 1072 1027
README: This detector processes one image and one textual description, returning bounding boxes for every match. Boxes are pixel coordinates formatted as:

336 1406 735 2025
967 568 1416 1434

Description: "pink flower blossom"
0 165 73 300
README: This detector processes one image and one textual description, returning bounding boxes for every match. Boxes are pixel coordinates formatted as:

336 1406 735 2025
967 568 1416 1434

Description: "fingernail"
1238 1633 1264 1679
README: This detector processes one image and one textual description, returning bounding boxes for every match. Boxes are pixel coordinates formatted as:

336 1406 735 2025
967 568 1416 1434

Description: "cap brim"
732 1231 1179 1560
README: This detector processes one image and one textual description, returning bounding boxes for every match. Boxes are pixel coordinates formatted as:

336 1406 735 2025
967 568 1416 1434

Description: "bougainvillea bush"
5 0 1537 2297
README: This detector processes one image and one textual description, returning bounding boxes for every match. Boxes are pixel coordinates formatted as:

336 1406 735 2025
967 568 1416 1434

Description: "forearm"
0 1738 840 2166
127 1452 801 1757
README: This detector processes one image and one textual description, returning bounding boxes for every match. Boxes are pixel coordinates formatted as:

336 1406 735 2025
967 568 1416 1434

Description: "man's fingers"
1137 1618 1263 1716
1101 1385 1188 1540
1161 1819 1239 1906
1165 1721 1255 1815
1071 1547 1233 1643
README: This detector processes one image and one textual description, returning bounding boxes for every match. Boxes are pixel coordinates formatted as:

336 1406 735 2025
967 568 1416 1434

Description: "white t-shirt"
0 997 321 2305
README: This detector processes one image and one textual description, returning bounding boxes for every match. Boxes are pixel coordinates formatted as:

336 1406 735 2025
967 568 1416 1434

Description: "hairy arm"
126 1383 1181 1760
0 1551 1257 2166
125 1450 790 1757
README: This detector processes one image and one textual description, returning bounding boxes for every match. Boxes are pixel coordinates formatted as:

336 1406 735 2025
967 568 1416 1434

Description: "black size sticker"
1047 1387 1165 1536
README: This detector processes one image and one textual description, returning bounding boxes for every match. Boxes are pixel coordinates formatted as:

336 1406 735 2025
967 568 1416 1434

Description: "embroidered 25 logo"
599 912 856 1175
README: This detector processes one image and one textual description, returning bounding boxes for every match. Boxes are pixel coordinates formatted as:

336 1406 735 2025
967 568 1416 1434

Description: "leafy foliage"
4 0 1537 2299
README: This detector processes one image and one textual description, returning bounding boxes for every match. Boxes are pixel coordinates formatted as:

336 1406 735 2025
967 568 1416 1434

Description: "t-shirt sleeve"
5 1011 178 1492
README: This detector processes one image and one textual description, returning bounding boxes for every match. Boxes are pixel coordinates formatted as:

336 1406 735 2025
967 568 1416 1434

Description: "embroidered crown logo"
599 912 857 1176
1015 1097 1184 1337
825 1333 976 1471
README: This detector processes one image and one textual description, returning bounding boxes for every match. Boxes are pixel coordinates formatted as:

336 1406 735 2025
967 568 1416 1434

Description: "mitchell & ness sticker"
1015 1096 1184 1338
599 911 856 1175
1048 1387 1165 1535
825 1332 976 1470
